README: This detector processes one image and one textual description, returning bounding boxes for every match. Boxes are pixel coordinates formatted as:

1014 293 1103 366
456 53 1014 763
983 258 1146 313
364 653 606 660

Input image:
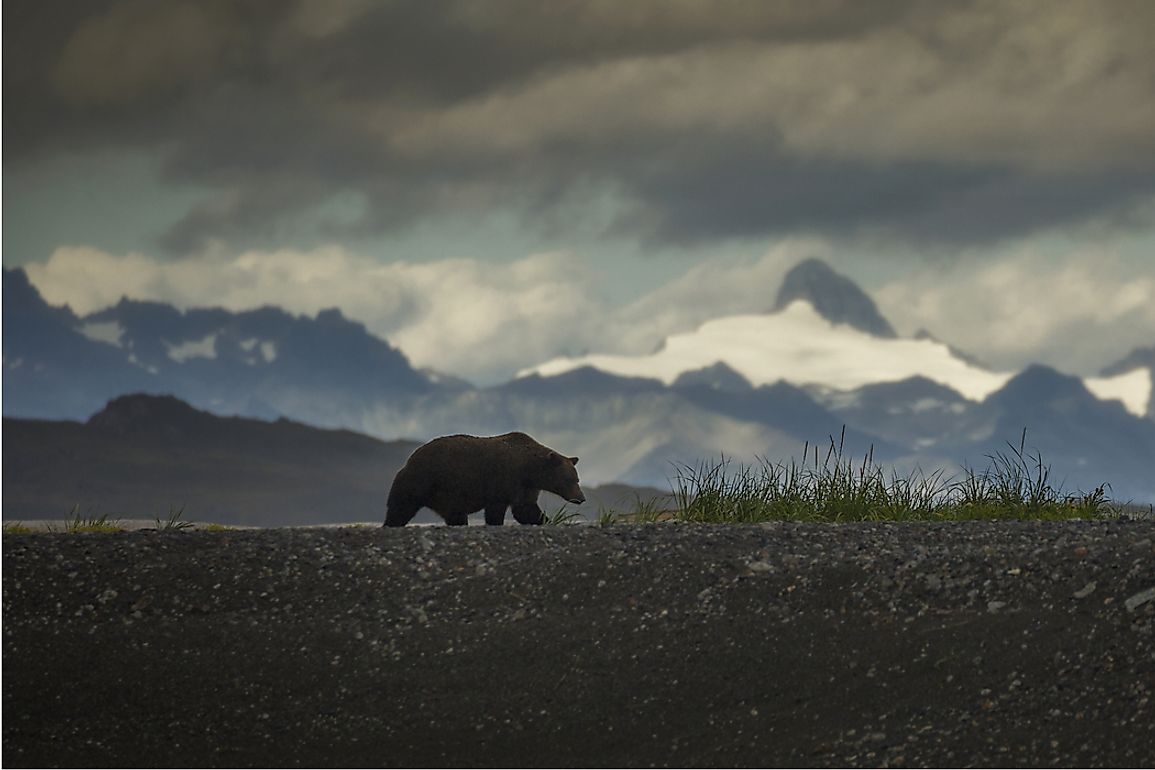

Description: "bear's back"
406 432 544 473
492 431 543 450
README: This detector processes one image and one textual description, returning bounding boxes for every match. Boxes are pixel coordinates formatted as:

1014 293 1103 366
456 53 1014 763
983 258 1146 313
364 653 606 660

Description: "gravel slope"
4 521 1154 768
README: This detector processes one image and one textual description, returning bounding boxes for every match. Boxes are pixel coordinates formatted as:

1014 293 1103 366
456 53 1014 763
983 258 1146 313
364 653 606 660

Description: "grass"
5 505 209 534
50 506 125 534
543 505 584 526
665 429 1122 524
155 506 194 532
597 493 673 525
549 492 674 526
595 507 620 526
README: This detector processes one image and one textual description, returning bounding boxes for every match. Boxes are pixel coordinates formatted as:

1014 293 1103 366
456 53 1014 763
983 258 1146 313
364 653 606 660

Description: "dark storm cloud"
616 151 1155 246
6 0 1155 253
5 0 910 152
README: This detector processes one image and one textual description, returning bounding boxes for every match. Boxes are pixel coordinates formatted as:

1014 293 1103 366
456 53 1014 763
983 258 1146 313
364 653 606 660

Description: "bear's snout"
568 489 586 505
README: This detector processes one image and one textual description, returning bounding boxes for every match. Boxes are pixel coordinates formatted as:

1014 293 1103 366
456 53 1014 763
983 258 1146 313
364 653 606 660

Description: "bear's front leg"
484 505 507 526
384 501 420 528
511 501 543 525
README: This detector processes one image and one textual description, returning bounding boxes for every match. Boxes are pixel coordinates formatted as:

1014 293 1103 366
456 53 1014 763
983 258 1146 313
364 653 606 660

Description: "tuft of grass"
595 506 619 526
200 523 235 532
3 522 35 535
51 505 124 534
591 492 679 525
669 429 1121 524
952 430 1114 520
542 505 583 526
614 493 676 523
155 506 194 532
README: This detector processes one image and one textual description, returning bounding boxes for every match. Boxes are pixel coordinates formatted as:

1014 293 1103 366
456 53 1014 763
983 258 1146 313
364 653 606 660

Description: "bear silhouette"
384 432 585 527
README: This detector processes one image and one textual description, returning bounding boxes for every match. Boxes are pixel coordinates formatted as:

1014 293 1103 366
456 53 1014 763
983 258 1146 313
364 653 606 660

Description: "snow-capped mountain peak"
523 300 1009 399
521 299 1151 417
773 258 897 338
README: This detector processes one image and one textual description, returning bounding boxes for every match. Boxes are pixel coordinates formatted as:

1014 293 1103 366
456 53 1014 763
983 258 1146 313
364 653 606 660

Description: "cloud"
50 0 241 105
6 0 1155 253
26 245 606 384
875 246 1155 374
386 7 1155 174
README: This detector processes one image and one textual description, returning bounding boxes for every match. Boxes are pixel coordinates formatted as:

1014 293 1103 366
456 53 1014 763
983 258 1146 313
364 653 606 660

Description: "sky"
5 0 1155 384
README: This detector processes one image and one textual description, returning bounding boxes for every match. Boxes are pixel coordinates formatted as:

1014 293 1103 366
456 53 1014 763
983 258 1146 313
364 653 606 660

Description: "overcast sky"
5 0 1155 383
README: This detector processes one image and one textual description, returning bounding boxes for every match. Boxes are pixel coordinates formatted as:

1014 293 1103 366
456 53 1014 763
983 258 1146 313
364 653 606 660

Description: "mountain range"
4 259 1154 507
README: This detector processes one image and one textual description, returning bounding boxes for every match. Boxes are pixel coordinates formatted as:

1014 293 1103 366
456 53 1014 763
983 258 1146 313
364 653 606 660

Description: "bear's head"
540 452 585 505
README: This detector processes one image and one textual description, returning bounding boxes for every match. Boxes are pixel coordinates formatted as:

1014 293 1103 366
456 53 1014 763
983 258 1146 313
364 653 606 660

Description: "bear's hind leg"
512 502 543 525
484 505 507 526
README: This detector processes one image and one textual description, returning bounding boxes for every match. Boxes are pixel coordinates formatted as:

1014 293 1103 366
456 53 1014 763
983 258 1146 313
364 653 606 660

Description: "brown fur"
383 432 584 527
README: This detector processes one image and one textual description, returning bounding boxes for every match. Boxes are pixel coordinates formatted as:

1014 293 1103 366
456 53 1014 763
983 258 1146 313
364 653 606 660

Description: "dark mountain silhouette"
985 364 1091 415
4 394 420 526
672 376 899 458
773 258 897 338
816 376 981 451
672 362 753 393
3 268 158 418
3 394 672 526
497 366 663 399
83 297 433 394
955 366 1155 500
803 367 1155 501
913 329 988 369
3 267 439 425
87 393 223 437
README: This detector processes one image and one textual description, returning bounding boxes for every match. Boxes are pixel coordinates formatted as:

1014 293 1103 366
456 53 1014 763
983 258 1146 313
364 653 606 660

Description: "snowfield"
523 300 1152 416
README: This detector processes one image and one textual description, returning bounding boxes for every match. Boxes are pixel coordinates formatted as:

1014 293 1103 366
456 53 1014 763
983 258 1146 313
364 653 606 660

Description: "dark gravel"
4 521 1154 768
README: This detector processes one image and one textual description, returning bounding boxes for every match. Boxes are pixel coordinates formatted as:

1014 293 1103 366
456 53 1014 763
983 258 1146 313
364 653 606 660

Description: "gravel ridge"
4 520 1154 767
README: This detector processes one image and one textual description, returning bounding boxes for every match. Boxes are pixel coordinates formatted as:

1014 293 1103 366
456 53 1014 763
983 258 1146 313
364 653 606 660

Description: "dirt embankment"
4 521 1154 768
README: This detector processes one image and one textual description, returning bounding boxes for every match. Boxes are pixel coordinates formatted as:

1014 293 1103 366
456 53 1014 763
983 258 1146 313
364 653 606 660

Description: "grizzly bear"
383 432 585 527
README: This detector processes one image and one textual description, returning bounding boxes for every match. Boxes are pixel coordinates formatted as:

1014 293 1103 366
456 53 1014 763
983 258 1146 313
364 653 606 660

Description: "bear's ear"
569 456 579 466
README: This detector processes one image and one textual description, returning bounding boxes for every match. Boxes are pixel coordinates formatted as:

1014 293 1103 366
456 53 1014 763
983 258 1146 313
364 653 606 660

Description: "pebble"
1073 581 1097 599
1125 586 1155 613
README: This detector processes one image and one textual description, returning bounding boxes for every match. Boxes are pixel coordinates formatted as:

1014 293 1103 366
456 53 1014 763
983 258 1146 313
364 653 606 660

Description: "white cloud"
1085 369 1152 417
27 245 605 384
